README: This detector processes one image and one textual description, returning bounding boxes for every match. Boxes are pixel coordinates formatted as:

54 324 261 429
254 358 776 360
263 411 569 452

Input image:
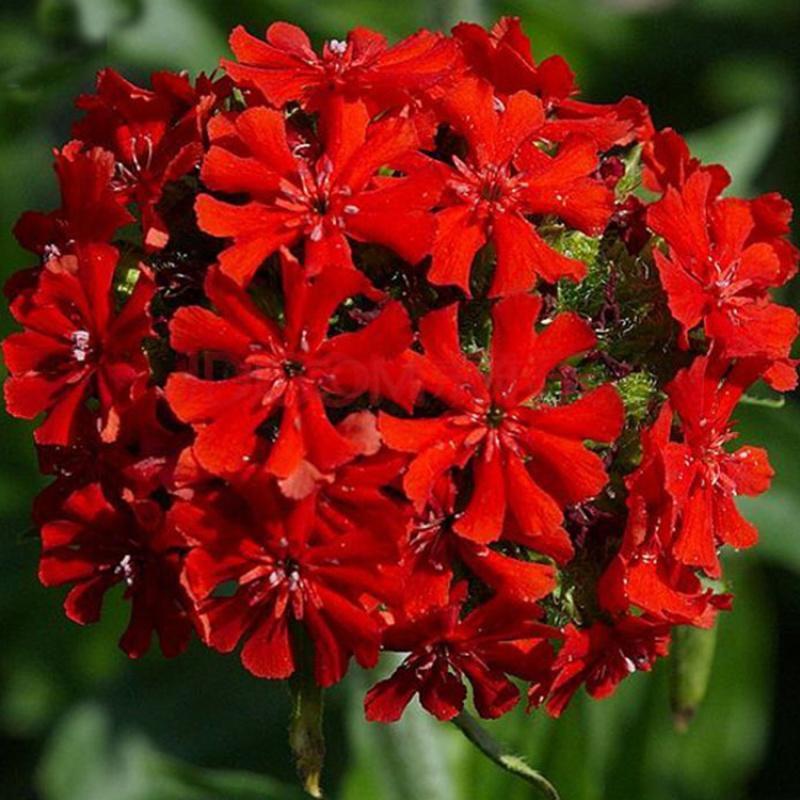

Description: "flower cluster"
3 17 797 730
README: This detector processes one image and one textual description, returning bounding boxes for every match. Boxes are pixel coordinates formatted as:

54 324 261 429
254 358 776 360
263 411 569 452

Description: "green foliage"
686 107 782 197
615 143 643 200
37 0 141 44
38 704 306 800
343 670 460 800
735 403 800 576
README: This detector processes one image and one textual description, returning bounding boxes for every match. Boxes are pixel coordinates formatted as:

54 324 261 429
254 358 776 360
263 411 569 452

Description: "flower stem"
739 394 785 409
451 710 560 800
289 630 325 798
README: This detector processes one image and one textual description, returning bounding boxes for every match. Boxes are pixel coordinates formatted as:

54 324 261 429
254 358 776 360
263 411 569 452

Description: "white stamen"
115 554 136 587
70 330 91 362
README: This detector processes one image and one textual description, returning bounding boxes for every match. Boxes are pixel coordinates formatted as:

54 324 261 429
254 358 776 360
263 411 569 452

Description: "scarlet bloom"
642 127 730 197
429 78 614 296
598 404 729 628
4 14 798 745
400 474 558 614
33 390 189 525
453 17 652 150
661 356 774 577
381 293 624 562
223 22 457 111
39 482 193 657
648 170 799 361
365 583 555 722
74 68 228 249
3 245 154 445
312 444 411 536
533 618 671 717
196 99 440 285
166 251 415 479
177 479 401 686
12 142 133 268
453 17 576 107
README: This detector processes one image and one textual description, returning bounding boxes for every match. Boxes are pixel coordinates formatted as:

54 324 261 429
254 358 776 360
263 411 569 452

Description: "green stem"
289 631 325 798
452 711 561 800
739 394 785 409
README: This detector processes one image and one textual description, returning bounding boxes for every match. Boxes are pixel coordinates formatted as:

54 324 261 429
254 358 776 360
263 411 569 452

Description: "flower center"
113 553 139 587
283 360 306 378
70 330 92 363
485 405 505 428
480 179 506 203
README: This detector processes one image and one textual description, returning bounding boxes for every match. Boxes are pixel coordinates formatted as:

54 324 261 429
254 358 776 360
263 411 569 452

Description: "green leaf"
429 0 488 28
111 0 227 73
343 669 460 800
37 0 142 44
686 107 782 196
602 560 772 800
37 704 305 800
735 403 800 575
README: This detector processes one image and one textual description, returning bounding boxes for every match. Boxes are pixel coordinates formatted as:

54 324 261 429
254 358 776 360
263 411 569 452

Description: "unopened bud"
669 624 717 733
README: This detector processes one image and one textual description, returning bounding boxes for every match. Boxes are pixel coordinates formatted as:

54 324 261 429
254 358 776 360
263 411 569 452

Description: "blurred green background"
1 1 799 798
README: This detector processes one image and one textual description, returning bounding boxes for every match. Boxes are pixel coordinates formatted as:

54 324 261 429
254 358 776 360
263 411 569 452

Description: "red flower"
598 405 730 628
642 128 730 196
74 68 229 249
661 356 774 577
196 99 441 286
453 17 576 106
3 245 154 445
13 141 133 267
540 97 653 152
223 23 457 111
365 583 555 722
33 389 189 524
453 18 652 149
312 443 411 537
166 251 415 479
533 618 671 717
380 294 624 562
428 78 614 296
2 16 796 735
39 483 193 658
648 170 799 360
177 478 401 686
400 474 558 614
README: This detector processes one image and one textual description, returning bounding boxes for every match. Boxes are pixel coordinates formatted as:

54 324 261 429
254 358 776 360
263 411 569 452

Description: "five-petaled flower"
223 22 458 112
365 582 556 722
381 293 624 562
177 476 402 686
166 250 415 479
3 244 154 445
39 482 193 658
428 78 614 296
195 99 442 285
648 170 798 362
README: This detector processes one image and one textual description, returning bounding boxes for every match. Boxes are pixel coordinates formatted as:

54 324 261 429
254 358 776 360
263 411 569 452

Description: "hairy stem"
452 711 560 800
